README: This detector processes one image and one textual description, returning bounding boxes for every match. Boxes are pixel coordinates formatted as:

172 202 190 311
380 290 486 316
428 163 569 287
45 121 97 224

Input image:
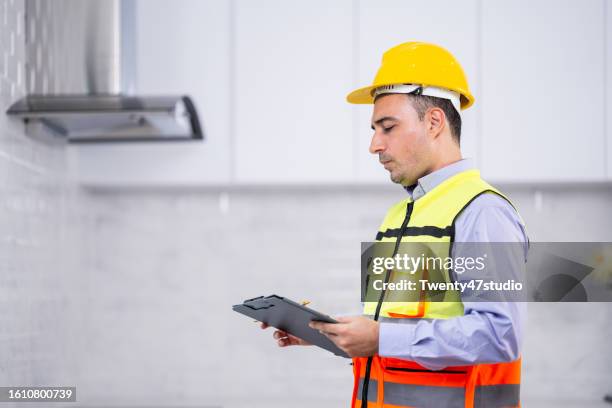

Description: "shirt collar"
404 158 475 201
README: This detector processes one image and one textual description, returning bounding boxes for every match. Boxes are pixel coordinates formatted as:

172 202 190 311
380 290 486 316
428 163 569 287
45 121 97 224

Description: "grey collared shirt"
378 158 529 370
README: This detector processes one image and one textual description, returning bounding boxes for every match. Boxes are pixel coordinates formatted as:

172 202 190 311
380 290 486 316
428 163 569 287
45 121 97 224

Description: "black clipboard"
232 294 349 358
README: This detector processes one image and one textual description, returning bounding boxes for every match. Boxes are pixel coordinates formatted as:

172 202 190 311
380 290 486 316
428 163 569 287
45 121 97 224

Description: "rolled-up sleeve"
378 193 528 371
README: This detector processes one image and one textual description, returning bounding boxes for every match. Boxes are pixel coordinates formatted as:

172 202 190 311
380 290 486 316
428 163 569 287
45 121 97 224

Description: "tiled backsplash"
1 0 77 397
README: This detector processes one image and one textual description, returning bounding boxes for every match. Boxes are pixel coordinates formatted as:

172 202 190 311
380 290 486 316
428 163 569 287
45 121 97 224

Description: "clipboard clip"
243 297 275 311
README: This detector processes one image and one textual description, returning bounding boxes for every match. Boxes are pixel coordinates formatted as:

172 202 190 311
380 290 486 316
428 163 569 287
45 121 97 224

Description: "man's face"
369 94 432 186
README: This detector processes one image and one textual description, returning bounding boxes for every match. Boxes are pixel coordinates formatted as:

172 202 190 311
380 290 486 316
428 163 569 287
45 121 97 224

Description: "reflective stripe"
474 384 520 408
376 225 453 240
383 382 465 408
372 316 434 324
356 378 377 403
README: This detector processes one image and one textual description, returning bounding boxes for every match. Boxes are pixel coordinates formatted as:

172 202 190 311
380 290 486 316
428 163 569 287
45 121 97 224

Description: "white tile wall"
43 187 612 407
0 0 80 399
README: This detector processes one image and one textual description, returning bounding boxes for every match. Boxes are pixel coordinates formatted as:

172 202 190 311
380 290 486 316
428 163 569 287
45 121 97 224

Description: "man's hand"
260 323 311 347
309 316 379 357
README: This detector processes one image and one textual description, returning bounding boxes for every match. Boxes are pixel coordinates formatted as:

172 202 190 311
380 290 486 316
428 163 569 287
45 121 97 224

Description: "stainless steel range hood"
6 0 204 142
7 95 203 142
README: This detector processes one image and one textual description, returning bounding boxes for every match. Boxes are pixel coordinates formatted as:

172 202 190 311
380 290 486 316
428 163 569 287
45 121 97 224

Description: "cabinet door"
481 0 605 182
356 0 480 183
70 0 232 186
233 0 353 183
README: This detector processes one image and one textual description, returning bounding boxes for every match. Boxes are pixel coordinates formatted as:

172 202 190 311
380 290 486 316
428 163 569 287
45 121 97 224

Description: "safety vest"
352 169 523 408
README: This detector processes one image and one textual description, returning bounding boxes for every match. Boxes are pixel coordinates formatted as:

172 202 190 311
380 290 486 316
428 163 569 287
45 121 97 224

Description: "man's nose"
369 131 385 155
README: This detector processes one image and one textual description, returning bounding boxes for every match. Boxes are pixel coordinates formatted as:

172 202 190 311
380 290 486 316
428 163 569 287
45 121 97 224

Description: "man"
264 42 527 408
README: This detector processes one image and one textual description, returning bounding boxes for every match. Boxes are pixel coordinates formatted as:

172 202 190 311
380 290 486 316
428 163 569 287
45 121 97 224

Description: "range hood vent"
7 95 203 142
6 0 204 143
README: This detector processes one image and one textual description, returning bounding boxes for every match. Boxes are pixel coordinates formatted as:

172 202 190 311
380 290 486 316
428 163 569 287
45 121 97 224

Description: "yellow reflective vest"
353 169 523 408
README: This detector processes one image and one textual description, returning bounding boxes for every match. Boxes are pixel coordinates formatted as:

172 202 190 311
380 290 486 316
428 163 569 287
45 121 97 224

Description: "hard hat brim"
346 83 475 109
346 85 377 104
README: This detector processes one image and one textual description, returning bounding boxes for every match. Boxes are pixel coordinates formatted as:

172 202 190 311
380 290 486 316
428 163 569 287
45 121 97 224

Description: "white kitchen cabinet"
70 0 232 186
481 0 606 182
233 0 353 183
67 0 609 186
356 0 480 184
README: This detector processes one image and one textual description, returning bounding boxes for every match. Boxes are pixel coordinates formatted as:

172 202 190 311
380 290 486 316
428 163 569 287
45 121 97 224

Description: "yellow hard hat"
346 42 475 110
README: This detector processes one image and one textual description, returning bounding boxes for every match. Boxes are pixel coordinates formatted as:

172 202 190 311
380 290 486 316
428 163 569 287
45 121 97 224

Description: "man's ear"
427 107 446 139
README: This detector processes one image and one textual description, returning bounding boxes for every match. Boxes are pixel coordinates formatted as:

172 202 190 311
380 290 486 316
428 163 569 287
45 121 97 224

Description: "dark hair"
405 94 462 145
